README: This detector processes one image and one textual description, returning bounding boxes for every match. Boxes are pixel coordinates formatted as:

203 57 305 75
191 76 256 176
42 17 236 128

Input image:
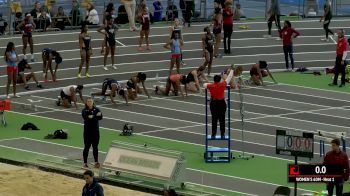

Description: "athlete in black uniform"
91 78 128 105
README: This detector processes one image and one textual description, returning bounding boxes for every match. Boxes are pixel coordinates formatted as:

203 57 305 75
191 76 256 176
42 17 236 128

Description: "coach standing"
324 138 349 196
82 97 103 169
204 69 233 138
329 29 348 88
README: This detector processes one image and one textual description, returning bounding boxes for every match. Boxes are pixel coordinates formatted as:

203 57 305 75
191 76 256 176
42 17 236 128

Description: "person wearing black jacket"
82 97 102 168
82 170 104 196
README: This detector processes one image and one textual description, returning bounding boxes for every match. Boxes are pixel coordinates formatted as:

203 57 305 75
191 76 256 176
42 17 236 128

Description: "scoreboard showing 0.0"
276 130 314 158
315 166 326 174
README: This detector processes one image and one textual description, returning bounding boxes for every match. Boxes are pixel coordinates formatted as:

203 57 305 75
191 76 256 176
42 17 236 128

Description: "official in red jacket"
279 20 300 70
324 138 349 196
204 69 233 138
329 29 348 87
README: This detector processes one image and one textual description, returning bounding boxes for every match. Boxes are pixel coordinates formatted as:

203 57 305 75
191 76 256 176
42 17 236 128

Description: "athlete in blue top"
164 31 184 75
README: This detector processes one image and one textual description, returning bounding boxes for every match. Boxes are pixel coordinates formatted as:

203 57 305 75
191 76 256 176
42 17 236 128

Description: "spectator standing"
78 22 92 78
0 13 8 35
323 138 349 196
82 98 103 169
82 170 104 196
222 0 233 55
265 0 281 38
320 0 334 42
137 3 151 51
212 1 222 58
152 0 163 22
233 3 244 20
4 42 19 99
85 2 99 25
54 6 69 30
184 0 194 27
121 0 137 31
17 13 36 62
203 69 233 138
30 1 42 19
329 29 348 87
70 0 82 26
279 20 300 70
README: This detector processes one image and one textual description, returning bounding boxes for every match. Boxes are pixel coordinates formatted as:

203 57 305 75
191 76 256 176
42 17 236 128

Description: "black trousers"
333 55 346 85
83 131 100 164
267 14 281 35
283 45 295 69
323 20 333 39
184 1 194 24
210 99 227 136
327 182 343 196
223 24 233 53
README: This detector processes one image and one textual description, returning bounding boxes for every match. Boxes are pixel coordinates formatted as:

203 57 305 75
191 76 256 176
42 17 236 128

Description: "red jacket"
324 150 349 182
336 37 348 56
279 27 300 46
207 81 227 100
223 8 233 25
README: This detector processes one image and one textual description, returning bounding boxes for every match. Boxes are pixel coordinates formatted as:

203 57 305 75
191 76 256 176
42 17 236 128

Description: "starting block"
0 99 11 127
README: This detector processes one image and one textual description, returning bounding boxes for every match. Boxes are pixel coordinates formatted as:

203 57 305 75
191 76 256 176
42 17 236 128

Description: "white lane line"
246 85 350 104
29 95 202 126
28 110 58 115
11 100 166 129
329 36 337 44
115 39 126 46
0 144 66 159
186 182 257 196
7 110 309 163
0 34 340 49
27 93 345 149
279 82 350 95
0 41 337 67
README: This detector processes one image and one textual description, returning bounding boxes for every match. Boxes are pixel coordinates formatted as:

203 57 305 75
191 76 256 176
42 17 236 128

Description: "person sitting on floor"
91 78 128 105
249 61 277 86
56 84 84 109
126 72 151 100
17 59 43 90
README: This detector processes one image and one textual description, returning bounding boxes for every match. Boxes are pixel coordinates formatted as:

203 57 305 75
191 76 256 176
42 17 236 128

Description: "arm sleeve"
81 109 88 120
342 51 347 61
293 28 300 37
225 69 234 84
95 108 103 120
97 184 104 196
